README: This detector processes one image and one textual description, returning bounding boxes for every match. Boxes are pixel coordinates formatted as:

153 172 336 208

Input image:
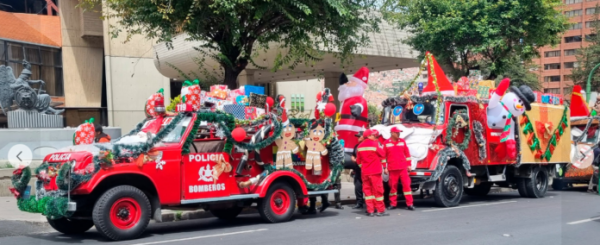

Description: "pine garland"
182 112 203 155
17 196 69 220
445 110 471 151
11 167 32 196
430 147 472 181
473 121 487 161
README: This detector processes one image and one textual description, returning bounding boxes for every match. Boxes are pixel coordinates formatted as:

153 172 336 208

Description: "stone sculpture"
0 60 64 115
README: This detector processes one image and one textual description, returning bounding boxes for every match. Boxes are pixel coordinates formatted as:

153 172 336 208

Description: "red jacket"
356 139 386 175
384 138 411 170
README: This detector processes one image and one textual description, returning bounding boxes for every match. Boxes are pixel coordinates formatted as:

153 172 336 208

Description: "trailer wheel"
92 185 151 241
210 207 243 220
517 178 529 197
434 165 463 207
47 217 94 235
524 166 549 198
258 182 296 223
464 182 493 196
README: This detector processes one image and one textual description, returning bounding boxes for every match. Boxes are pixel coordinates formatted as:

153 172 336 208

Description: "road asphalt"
0 188 598 245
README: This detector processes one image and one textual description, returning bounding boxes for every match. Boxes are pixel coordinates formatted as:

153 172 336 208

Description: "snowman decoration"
487 78 535 159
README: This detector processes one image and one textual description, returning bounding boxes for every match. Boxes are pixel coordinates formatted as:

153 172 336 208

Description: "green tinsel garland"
445 110 472 151
17 196 69 220
182 112 203 155
11 167 32 195
219 116 282 151
55 162 72 191
430 147 471 181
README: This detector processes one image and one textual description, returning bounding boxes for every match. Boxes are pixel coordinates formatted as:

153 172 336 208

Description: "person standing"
351 130 365 209
356 129 389 217
94 124 111 143
384 127 415 210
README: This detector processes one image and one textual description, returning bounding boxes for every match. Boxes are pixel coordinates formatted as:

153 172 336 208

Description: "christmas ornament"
231 127 247 142
305 121 328 175
324 103 336 117
181 80 202 111
73 118 95 145
275 123 299 169
266 96 274 111
145 88 166 118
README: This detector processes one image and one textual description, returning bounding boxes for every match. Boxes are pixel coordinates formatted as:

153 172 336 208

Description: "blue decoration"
413 103 425 115
339 139 345 148
418 82 424 94
393 106 403 116
236 95 249 106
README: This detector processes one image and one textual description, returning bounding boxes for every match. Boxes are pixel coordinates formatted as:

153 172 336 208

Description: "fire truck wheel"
464 182 493 196
47 217 94 235
258 182 296 223
524 167 549 198
433 165 463 207
210 207 244 220
92 185 151 241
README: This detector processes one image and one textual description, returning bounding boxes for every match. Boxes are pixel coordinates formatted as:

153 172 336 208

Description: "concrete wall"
102 5 171 132
59 0 104 108
276 79 323 118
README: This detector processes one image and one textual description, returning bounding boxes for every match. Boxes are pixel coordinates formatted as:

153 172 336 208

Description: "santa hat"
347 67 369 89
570 85 590 120
422 52 455 96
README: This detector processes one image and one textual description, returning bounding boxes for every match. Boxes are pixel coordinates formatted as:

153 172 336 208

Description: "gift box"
210 85 228 92
245 107 258 120
256 108 265 116
245 85 265 96
216 100 233 111
224 104 246 119
181 84 202 111
208 89 228 100
235 95 249 106
249 93 267 109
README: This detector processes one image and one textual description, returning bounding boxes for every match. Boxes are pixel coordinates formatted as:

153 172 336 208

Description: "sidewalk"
0 197 47 223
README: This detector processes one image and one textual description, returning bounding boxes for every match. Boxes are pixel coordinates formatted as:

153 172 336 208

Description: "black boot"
319 195 330 212
352 203 364 209
407 205 416 211
366 212 375 217
376 212 390 217
335 202 344 210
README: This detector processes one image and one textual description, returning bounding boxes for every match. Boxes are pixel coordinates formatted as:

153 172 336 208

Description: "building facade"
533 0 600 96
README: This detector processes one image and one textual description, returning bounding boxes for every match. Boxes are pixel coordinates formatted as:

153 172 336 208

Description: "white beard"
338 85 365 102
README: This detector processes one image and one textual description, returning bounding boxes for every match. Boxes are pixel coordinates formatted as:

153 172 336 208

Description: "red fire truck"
12 110 343 241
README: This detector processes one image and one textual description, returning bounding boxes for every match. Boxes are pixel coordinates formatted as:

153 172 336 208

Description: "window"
569 22 583 30
544 76 561 82
586 34 597 41
586 21 598 28
565 9 583 17
544 63 561 70
545 50 561 57
564 62 579 69
565 49 577 56
0 40 63 96
565 35 583 43
544 88 561 94
565 0 583 4
586 7 597 15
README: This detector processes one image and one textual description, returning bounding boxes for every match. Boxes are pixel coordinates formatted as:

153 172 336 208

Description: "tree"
493 60 542 91
381 0 569 80
80 0 380 89
569 6 600 94
367 103 380 126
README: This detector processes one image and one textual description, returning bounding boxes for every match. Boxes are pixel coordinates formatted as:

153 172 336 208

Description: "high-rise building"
532 0 600 96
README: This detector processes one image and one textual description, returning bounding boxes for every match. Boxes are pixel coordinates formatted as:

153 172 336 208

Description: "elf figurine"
274 122 299 169
304 121 328 175
487 78 535 159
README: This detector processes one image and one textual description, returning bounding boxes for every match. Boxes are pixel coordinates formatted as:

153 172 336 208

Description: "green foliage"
11 167 31 195
367 103 380 126
17 196 69 220
570 5 600 93
382 0 569 80
494 61 542 91
167 95 181 112
81 0 380 88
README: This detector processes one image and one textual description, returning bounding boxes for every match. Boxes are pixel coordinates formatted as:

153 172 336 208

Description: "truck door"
182 140 237 200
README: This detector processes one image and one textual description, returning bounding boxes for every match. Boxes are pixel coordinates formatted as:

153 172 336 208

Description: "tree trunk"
223 67 242 89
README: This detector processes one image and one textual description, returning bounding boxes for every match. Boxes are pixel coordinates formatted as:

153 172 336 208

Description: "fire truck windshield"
160 116 192 143
403 101 444 125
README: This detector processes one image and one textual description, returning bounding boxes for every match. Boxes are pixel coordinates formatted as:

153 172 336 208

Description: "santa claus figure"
335 67 370 152
487 78 535 159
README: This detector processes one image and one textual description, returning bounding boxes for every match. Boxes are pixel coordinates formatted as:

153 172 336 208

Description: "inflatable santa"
487 78 535 159
335 67 369 152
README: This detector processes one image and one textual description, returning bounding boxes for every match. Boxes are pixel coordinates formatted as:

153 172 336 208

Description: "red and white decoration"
74 120 95 145
181 84 202 111
335 67 370 152
570 85 590 120
421 52 455 96
146 90 165 118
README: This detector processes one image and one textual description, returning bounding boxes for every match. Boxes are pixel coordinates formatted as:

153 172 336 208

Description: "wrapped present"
249 93 267 109
145 89 166 118
74 118 95 145
245 85 265 96
230 87 245 97
236 95 249 106
181 80 202 111
224 104 246 119
210 85 228 92
245 107 257 120
216 100 233 111
208 89 228 100
256 108 265 116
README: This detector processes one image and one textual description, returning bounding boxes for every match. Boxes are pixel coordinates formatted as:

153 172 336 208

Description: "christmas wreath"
10 167 32 198
445 109 472 151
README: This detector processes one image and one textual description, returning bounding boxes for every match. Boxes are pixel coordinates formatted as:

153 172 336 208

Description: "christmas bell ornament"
232 127 247 142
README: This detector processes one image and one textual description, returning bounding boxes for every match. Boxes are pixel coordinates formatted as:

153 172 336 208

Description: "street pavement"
0 187 598 245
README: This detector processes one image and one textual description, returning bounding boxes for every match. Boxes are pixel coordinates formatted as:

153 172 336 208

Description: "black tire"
524 166 549 198
552 178 566 191
92 185 151 241
464 182 493 196
517 178 529 197
210 207 243 220
433 165 464 207
258 181 296 223
47 217 94 235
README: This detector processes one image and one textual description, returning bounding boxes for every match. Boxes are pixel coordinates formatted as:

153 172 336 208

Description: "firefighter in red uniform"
356 129 389 217
384 127 415 210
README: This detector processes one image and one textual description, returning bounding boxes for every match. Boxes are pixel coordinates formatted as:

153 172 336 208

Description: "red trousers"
362 174 385 213
388 169 413 207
